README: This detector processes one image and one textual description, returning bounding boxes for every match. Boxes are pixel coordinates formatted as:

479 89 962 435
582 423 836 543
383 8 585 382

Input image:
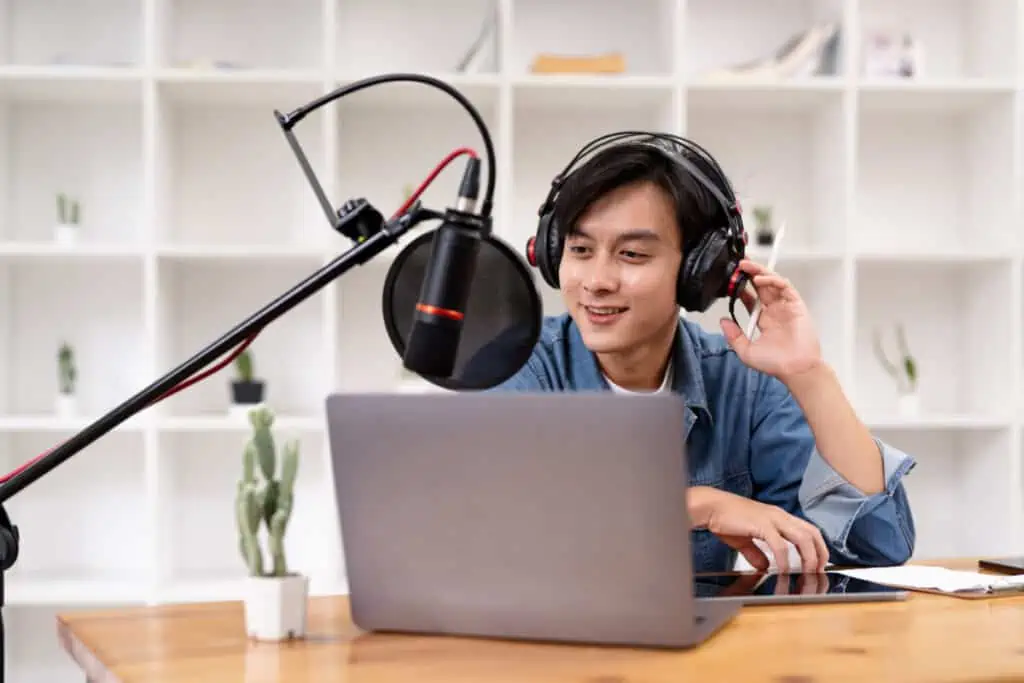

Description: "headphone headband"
540 131 740 221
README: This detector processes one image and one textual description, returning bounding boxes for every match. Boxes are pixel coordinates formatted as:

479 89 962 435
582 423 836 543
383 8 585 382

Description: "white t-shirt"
603 360 674 394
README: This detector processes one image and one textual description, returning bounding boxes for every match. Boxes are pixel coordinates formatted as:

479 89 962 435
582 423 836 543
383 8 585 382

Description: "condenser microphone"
383 159 543 391
401 158 484 378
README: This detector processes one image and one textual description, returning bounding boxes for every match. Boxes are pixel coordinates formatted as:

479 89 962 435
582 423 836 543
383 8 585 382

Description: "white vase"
54 223 76 246
55 393 77 418
897 391 920 417
243 573 309 641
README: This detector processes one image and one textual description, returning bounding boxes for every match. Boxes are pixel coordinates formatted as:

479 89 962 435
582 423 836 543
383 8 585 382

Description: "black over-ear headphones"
524 131 751 326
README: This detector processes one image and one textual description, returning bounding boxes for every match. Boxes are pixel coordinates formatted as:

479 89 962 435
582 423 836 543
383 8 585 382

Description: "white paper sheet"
834 565 1024 594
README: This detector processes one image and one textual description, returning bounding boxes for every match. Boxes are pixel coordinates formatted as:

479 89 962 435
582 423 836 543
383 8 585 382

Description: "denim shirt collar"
566 318 714 428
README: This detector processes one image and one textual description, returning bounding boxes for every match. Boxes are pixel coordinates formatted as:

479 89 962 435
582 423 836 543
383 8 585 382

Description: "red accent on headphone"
526 236 537 266
727 267 743 296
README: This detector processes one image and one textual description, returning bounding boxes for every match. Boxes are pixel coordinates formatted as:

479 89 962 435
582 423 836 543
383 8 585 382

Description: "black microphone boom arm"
0 71 497 682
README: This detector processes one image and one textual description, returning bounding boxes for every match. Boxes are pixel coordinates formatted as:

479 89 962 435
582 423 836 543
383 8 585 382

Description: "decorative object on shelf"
55 192 81 246
230 349 266 417
454 0 498 74
529 52 626 74
237 407 307 641
701 21 840 81
862 28 925 78
753 205 775 246
872 324 919 416
56 341 77 418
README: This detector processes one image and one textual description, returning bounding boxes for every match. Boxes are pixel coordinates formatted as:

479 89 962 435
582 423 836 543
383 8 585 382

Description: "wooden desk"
58 559 1024 682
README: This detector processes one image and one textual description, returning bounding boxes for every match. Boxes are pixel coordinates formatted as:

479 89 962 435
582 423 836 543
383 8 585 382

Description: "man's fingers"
734 540 771 572
780 520 821 575
739 285 758 314
761 529 791 574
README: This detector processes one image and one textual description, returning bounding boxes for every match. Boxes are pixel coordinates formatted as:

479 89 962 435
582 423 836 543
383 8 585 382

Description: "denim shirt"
491 314 917 572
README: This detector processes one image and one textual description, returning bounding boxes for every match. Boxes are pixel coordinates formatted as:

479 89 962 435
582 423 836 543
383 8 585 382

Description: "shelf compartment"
509 88 677 258
333 264 416 394
333 82 500 262
0 97 144 244
510 0 676 76
853 259 1013 419
1 258 147 418
156 430 340 591
684 259 848 379
854 89 1016 254
856 0 1018 81
0 0 142 67
155 0 325 71
685 0 846 81
686 86 847 252
153 258 330 418
153 91 327 248
0 430 150 593
336 0 502 77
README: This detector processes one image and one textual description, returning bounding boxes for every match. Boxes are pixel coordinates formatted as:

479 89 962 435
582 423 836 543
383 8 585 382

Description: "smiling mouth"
584 305 629 315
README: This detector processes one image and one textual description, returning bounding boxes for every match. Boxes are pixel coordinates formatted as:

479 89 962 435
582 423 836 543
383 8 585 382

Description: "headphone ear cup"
677 229 737 312
533 211 562 288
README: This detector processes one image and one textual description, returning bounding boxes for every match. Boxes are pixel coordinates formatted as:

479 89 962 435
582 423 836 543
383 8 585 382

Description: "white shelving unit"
0 0 1021 660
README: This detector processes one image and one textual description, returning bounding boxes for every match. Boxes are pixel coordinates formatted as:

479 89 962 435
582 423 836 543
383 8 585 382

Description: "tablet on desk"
696 572 909 605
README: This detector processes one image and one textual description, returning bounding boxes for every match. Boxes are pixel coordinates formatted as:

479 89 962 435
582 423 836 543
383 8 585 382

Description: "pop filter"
382 230 543 391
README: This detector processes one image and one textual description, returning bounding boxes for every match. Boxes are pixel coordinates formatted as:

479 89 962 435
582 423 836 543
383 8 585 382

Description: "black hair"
553 139 730 255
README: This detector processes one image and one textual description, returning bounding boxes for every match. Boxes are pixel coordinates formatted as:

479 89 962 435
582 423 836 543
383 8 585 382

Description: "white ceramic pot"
897 391 920 417
54 223 76 246
243 573 309 641
55 393 77 418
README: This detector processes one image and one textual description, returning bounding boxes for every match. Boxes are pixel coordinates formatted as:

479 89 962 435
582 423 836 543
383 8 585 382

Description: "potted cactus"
55 193 81 246
236 407 307 641
56 342 77 417
229 349 265 417
753 205 775 246
872 323 919 415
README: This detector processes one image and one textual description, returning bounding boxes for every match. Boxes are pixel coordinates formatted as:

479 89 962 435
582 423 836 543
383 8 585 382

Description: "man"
494 136 916 574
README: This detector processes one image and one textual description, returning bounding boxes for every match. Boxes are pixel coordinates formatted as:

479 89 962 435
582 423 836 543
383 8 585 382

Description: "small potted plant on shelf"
230 349 265 417
872 323 919 415
753 205 775 246
55 193 81 246
237 407 306 641
56 341 77 417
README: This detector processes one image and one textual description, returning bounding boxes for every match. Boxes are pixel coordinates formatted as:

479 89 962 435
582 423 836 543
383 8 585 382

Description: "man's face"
558 180 683 356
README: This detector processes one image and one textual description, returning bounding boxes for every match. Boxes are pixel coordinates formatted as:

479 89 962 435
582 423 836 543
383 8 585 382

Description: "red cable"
0 147 479 484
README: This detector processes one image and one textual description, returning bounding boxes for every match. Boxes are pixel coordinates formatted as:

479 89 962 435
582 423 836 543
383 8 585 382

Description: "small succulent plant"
873 323 918 394
58 342 76 395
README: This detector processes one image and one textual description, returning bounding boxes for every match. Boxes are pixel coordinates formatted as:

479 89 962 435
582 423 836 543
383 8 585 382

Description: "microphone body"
402 158 486 378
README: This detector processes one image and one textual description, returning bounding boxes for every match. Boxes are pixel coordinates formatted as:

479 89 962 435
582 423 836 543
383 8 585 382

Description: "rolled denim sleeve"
799 438 916 566
751 377 917 567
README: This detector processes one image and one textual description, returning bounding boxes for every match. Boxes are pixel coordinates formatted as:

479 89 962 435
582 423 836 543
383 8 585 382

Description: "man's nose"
582 254 619 291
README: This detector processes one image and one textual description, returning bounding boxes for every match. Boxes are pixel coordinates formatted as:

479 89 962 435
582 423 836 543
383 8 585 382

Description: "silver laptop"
324 391 741 649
